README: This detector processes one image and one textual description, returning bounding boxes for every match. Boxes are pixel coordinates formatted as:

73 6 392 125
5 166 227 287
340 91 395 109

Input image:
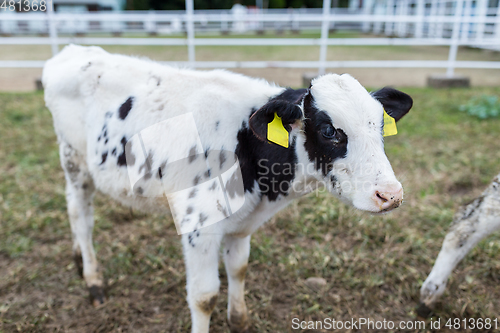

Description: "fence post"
146 10 157 35
319 0 332 75
461 0 472 42
428 0 438 37
362 0 372 32
47 0 58 55
185 0 195 67
291 11 299 32
384 0 395 36
436 0 445 38
415 0 425 38
447 0 465 77
396 0 408 37
475 0 488 42
373 2 383 34
495 0 500 46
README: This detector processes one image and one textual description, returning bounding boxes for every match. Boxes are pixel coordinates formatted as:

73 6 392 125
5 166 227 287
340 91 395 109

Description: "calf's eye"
321 124 336 139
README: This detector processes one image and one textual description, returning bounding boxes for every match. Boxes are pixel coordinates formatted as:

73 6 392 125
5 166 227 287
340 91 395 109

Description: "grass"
1 87 500 332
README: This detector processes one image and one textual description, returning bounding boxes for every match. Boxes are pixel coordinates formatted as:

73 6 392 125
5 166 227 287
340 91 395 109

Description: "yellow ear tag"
383 109 398 137
267 113 289 148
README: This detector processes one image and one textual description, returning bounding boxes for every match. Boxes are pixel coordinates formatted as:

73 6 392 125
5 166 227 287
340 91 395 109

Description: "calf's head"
250 74 413 213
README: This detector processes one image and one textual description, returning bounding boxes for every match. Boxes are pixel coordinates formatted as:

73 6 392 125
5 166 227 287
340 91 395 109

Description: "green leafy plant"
459 95 500 119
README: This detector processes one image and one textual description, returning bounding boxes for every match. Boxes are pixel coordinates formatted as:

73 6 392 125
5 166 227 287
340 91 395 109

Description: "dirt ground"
2 66 500 92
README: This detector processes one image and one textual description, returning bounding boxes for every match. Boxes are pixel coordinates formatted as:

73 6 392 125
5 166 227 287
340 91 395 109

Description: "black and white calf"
43 44 413 333
418 173 500 317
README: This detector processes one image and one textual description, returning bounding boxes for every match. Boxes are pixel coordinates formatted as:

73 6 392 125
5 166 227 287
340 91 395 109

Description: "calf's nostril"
376 191 388 203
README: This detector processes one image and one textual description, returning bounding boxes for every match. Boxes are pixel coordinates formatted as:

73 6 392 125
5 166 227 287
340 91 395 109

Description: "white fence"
0 0 499 76
0 8 360 35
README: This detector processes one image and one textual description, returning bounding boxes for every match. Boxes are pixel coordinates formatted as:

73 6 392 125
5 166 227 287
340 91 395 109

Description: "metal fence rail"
0 0 499 76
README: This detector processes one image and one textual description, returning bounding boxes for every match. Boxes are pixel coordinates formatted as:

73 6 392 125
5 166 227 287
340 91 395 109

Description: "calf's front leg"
224 235 251 333
183 230 223 333
418 176 500 317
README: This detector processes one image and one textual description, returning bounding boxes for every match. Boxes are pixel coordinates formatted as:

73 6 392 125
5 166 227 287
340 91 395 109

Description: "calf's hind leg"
60 142 105 306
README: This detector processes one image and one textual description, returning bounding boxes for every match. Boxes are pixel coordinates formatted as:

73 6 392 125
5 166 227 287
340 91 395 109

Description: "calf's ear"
249 90 307 141
371 87 413 122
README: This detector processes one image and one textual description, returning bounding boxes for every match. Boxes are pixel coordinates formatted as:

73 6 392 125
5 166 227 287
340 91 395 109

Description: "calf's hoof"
89 285 106 307
416 302 433 318
228 312 251 333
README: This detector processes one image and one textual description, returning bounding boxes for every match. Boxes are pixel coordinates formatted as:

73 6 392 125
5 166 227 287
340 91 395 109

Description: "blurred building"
54 0 126 12
0 0 126 34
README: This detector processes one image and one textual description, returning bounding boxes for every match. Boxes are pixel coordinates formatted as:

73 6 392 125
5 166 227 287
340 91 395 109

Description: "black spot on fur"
118 97 134 120
104 139 108 144
204 148 210 159
199 213 208 225
100 152 108 165
233 90 315 200
138 151 153 180
188 230 198 247
81 62 92 71
302 93 348 176
193 175 201 186
189 188 197 198
154 76 161 86
105 111 113 118
188 145 198 163
457 195 484 221
235 114 297 200
225 169 244 199
216 200 229 217
117 137 136 167
209 181 217 191
215 121 220 130
219 151 226 169
186 206 193 215
111 148 117 156
136 187 144 195
204 169 211 178
157 161 166 179
117 138 127 166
